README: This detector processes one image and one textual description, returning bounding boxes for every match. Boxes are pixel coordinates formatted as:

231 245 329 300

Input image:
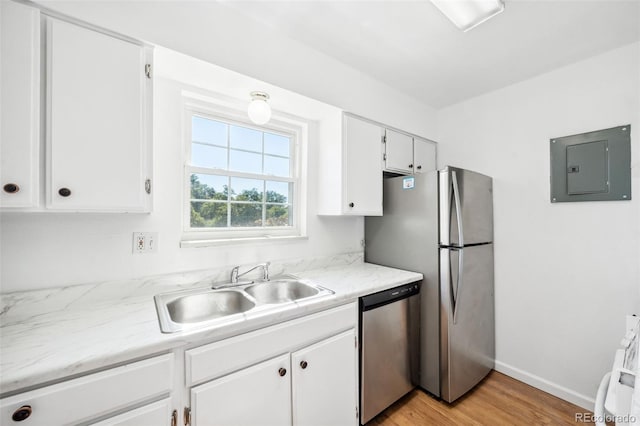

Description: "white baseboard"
494 360 595 411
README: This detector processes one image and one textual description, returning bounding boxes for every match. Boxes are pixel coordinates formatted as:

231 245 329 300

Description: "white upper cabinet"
46 17 153 212
383 131 437 175
413 137 437 173
0 1 40 208
317 113 383 216
384 129 414 174
0 3 152 213
317 112 437 216
343 114 384 215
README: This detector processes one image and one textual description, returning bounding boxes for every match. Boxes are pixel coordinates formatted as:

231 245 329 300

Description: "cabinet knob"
349 202 354 208
417 165 422 170
300 360 308 369
409 164 413 168
3 183 19 194
12 405 32 422
278 367 287 377
58 188 72 197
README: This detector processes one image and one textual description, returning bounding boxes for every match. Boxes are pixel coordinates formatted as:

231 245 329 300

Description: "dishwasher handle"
360 281 420 312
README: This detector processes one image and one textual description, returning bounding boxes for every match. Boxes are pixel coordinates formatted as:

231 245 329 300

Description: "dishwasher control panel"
360 281 420 312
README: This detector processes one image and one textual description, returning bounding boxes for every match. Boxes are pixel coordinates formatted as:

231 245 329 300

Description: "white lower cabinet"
191 354 292 426
185 303 358 426
0 354 173 426
190 330 357 426
291 330 357 426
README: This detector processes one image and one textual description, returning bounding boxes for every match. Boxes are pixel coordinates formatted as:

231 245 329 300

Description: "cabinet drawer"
186 303 356 386
91 398 172 426
0 354 173 426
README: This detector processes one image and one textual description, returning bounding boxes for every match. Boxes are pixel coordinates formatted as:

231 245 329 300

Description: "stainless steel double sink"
154 277 333 333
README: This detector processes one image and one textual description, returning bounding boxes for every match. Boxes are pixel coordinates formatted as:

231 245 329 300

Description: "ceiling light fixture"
247 91 272 125
430 0 505 32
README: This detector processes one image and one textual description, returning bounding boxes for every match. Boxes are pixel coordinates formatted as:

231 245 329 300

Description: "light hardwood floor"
368 371 596 425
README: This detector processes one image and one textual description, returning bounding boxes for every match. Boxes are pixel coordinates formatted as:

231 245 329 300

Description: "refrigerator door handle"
452 248 464 325
452 170 464 247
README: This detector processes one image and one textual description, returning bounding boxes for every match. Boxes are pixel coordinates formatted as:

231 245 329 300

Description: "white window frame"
180 92 307 247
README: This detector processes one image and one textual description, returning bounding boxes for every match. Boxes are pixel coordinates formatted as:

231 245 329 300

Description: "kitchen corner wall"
436 41 640 408
0 37 435 292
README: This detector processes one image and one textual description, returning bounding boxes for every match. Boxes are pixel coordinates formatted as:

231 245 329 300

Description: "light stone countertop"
0 258 422 396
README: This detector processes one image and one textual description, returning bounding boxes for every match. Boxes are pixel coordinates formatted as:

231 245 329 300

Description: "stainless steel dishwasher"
359 281 420 424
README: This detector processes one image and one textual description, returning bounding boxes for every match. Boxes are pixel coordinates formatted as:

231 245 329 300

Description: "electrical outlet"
133 232 158 254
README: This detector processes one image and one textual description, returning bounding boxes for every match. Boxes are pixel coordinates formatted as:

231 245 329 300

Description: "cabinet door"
0 1 40 208
343 115 383 215
46 18 152 212
384 129 413 174
90 399 172 426
191 354 291 426
413 137 437 173
292 329 358 426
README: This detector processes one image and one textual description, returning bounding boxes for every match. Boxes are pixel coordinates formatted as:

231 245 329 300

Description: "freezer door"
440 244 494 402
439 167 494 246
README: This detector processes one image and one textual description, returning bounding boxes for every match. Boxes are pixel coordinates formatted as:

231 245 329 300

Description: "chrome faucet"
230 262 270 284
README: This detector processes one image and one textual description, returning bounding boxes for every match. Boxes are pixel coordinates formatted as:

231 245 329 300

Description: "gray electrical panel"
550 125 631 202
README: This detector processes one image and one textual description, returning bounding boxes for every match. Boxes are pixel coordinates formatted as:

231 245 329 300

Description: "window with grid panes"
186 113 299 238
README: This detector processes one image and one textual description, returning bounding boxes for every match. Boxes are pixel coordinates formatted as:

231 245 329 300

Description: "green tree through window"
190 174 290 228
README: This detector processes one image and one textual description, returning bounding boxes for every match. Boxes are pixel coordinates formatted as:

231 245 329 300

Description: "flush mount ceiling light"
247 91 272 125
430 0 505 32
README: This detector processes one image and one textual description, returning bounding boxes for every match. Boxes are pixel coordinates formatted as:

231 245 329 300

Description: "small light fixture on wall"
248 91 272 125
430 0 505 32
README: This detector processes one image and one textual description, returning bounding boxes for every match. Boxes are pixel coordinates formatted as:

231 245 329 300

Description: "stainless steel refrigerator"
365 166 494 403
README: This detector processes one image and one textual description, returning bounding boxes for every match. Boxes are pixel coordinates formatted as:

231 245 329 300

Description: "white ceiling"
221 0 640 107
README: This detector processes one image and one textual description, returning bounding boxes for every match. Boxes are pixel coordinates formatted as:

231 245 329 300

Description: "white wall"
437 42 640 408
0 1 437 292
0 38 434 292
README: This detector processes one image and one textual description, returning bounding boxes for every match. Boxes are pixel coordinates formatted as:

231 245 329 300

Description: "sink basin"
154 275 334 333
165 290 254 324
244 280 320 304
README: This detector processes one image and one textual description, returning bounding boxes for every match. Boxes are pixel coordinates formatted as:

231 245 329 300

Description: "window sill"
180 234 308 248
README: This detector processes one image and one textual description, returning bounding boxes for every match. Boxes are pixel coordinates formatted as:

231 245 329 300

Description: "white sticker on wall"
403 177 415 189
